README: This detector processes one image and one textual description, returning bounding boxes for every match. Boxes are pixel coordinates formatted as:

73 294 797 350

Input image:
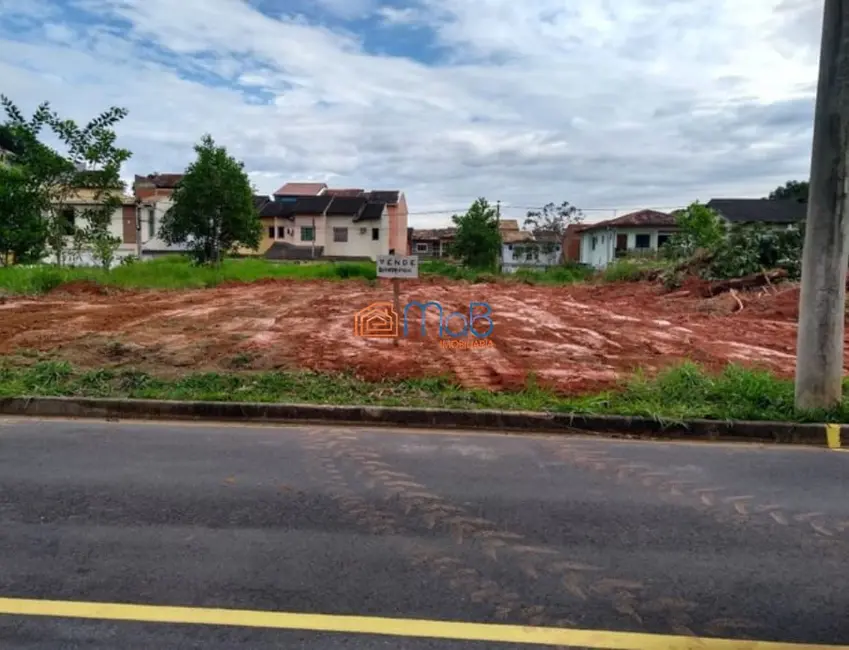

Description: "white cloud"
376 6 425 26
0 0 823 226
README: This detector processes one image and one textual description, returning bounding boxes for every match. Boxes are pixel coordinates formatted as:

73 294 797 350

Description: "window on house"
372 228 379 241
148 208 155 239
635 234 651 249
300 226 314 242
415 242 428 253
277 226 285 239
61 207 76 235
333 227 348 243
268 226 275 239
657 233 670 248
591 236 597 251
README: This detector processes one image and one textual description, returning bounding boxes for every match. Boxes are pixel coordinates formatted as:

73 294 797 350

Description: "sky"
0 0 823 226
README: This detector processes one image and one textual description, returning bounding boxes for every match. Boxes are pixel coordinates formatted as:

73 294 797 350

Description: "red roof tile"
582 209 675 232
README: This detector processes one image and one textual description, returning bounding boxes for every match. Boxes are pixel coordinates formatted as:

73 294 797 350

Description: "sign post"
376 255 419 347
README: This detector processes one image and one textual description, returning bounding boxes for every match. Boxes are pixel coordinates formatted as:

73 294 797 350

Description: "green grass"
599 255 674 283
512 263 594 285
418 259 592 285
0 359 845 423
0 257 377 295
0 257 593 296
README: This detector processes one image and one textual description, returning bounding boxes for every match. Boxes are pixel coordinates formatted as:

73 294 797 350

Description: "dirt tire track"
315 428 726 638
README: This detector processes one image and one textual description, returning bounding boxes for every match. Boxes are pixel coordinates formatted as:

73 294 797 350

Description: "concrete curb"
0 396 842 446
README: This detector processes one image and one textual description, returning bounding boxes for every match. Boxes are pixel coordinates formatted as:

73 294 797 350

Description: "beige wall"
247 210 391 260
324 212 388 259
387 194 409 254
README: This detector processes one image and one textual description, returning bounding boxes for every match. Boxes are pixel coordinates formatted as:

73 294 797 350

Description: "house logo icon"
354 302 399 338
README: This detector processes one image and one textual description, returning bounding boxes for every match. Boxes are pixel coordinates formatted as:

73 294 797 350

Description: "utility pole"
135 200 143 259
795 0 849 409
495 200 501 228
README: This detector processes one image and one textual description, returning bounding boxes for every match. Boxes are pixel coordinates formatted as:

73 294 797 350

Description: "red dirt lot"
0 278 840 394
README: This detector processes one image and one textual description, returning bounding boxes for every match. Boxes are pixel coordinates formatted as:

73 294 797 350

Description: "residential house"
562 223 586 262
498 219 520 233
500 229 533 272
131 195 188 257
580 209 677 269
257 194 389 261
501 230 563 273
706 198 807 228
133 173 184 201
266 182 409 257
44 187 139 266
366 190 408 255
409 228 455 258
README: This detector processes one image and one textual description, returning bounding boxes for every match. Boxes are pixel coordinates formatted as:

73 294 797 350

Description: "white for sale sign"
377 255 419 279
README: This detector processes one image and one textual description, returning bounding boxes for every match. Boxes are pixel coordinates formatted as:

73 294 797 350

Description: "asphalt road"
1 418 848 648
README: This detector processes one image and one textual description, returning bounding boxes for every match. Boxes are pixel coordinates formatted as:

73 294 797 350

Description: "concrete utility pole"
795 0 849 409
135 200 143 259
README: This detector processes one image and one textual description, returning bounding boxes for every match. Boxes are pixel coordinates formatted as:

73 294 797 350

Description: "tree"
665 201 726 258
0 164 48 265
768 180 808 202
0 95 130 267
524 201 583 236
48 105 130 269
450 198 501 269
159 134 261 265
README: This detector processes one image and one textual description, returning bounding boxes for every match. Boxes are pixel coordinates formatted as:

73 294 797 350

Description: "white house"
43 189 139 267
134 197 193 257
501 230 563 273
579 209 677 269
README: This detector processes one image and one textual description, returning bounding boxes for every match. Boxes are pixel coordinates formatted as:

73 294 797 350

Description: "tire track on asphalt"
315 428 724 640
547 441 849 542
298 431 567 632
542 439 845 638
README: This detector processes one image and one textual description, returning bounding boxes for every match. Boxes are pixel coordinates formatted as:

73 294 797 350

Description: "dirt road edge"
0 396 841 446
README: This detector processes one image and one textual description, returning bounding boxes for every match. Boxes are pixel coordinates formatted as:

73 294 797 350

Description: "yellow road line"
826 424 841 449
0 597 845 649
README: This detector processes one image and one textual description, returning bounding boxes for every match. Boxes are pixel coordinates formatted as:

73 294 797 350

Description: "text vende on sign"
377 255 418 279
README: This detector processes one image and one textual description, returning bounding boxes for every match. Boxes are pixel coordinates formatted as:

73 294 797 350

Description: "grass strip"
0 257 596 296
0 360 845 424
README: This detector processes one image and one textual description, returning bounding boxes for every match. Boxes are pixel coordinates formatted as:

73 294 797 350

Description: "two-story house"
133 173 184 201
257 194 389 261
259 181 408 260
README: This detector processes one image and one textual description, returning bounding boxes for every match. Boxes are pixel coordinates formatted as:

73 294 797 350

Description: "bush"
706 223 803 280
333 262 376 280
601 259 649 282
513 263 593 285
